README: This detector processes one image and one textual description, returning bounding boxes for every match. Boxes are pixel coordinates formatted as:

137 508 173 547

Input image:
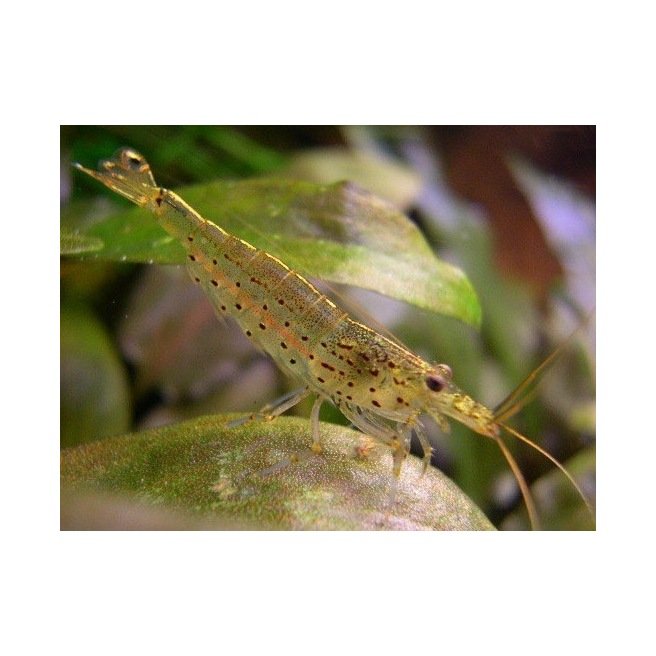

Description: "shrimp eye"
121 149 144 169
425 374 446 392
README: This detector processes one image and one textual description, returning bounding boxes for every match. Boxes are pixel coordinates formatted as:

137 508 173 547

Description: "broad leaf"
60 306 131 447
66 177 481 327
61 415 494 530
60 229 103 255
278 146 423 208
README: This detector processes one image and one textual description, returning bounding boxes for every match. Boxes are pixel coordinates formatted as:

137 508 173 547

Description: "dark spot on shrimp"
259 323 266 330
290 358 296 364
235 303 242 310
211 280 218 286
369 387 376 393
347 382 354 387
321 362 335 371
187 236 194 242
188 254 196 261
317 377 325 383
372 400 381 408
369 368 379 376
278 299 284 305
280 342 288 349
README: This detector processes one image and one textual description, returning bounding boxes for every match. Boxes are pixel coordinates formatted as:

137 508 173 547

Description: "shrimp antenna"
497 420 595 525
493 310 595 423
493 434 540 530
493 386 539 425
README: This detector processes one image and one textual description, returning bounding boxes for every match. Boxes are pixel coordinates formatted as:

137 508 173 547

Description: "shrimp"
74 147 594 529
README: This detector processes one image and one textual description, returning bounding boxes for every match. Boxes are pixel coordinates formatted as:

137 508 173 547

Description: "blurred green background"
60 125 595 529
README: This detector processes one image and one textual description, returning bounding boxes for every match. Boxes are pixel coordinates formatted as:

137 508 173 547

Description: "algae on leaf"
61 415 494 531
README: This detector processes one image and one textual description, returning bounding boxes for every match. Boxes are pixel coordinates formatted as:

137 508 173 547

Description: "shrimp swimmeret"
74 148 594 529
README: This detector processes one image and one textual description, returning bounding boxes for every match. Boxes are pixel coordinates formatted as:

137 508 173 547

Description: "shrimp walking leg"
310 396 325 454
389 436 409 504
228 387 311 429
250 395 329 479
412 422 434 475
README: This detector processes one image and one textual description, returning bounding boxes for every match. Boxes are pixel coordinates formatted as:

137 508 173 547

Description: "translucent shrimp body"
75 148 592 527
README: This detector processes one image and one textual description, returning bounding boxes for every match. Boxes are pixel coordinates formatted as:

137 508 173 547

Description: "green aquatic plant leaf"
61 415 494 530
277 146 423 208
60 306 131 447
65 176 481 327
60 228 103 255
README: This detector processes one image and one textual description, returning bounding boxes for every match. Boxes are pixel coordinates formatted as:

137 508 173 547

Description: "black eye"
121 150 143 169
425 375 446 392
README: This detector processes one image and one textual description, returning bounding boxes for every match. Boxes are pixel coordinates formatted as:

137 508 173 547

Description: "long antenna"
499 421 595 524
494 434 540 530
493 310 595 421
